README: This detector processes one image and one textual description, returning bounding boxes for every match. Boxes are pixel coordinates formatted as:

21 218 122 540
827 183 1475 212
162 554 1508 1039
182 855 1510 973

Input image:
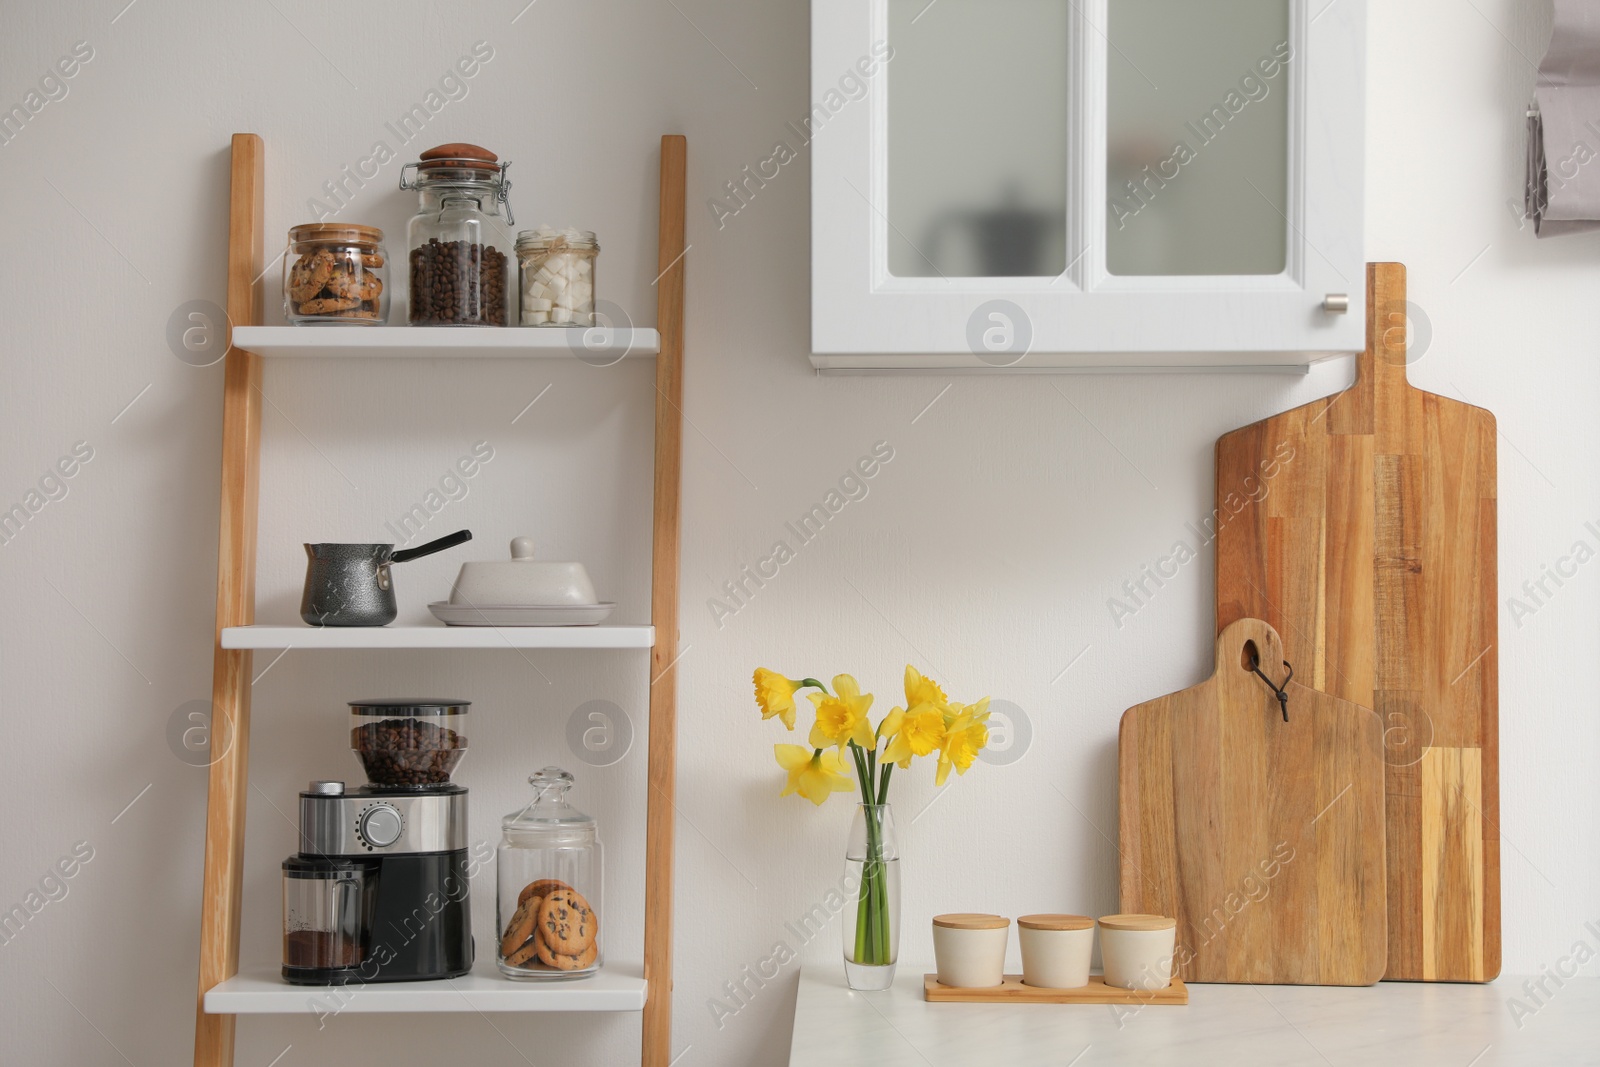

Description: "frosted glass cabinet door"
810 0 1366 371
1104 0 1290 277
885 0 1071 279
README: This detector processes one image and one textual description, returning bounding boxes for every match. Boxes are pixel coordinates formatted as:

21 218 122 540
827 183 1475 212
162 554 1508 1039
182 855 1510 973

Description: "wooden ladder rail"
643 133 686 1067
193 132 265 1067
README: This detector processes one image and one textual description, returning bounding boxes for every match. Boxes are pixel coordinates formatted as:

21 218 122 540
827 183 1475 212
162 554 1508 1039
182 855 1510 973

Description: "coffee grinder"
282 699 474 985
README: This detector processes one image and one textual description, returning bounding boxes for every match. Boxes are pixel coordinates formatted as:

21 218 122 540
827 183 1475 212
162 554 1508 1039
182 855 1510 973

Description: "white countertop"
789 966 1599 1066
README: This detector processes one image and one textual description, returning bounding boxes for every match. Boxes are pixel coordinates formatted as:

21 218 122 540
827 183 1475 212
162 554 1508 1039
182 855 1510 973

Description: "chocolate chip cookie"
537 888 596 955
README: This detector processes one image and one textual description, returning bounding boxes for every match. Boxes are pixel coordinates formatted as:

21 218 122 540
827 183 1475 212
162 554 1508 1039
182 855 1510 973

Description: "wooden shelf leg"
643 134 687 1067
193 133 265 1067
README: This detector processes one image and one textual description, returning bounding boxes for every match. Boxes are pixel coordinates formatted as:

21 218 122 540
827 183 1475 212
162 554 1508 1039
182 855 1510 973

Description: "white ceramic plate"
427 602 616 627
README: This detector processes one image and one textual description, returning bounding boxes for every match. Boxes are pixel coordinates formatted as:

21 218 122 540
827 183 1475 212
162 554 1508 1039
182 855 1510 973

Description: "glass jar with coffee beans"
400 143 515 326
283 224 388 325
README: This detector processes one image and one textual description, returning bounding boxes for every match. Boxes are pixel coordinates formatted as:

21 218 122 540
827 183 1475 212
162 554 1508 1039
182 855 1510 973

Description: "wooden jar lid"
419 142 499 172
932 913 1010 930
288 223 384 247
1017 914 1094 931
1097 913 1176 931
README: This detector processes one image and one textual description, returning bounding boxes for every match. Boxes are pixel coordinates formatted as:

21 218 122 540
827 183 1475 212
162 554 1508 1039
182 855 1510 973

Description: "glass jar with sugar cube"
516 228 598 326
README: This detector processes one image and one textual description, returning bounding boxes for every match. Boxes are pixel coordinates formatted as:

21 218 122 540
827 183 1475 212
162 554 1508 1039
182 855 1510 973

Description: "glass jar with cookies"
497 766 602 980
282 224 388 325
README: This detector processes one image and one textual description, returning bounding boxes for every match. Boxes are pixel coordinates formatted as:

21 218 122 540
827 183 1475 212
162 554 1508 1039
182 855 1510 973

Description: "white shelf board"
221 624 654 649
232 325 658 359
205 962 646 1014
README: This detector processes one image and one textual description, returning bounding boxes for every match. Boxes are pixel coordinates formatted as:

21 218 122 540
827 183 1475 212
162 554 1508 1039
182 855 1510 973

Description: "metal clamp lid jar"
400 143 516 327
496 766 603 979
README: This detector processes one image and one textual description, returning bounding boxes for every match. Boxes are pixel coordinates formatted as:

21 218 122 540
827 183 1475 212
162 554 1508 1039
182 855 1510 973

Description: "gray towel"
1527 0 1600 236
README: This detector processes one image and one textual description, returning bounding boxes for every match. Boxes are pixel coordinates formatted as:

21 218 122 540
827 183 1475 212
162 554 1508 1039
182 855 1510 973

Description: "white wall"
0 1 1593 1064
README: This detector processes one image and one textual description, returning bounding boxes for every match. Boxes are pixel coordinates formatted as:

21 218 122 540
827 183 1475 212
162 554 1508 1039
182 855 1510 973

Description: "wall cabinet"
810 0 1366 372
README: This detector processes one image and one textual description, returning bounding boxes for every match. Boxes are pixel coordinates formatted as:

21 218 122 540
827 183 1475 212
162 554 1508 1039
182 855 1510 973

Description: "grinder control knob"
358 804 404 848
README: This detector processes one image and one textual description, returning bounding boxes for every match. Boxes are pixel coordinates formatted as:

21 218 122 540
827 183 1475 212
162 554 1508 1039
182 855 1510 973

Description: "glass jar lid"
348 698 470 717
289 223 384 249
515 227 599 254
503 766 595 833
401 142 515 224
418 142 500 175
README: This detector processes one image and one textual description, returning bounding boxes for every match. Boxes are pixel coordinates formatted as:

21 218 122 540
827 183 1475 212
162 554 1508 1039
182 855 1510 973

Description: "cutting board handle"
1355 262 1412 398
1214 617 1286 687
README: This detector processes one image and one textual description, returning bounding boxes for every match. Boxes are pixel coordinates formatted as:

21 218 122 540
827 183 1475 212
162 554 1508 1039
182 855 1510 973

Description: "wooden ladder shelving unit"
191 132 686 1067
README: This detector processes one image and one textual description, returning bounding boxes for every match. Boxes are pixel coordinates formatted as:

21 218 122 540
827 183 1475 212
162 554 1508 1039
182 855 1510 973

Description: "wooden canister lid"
932 913 1010 930
288 223 384 247
1097 913 1176 931
1017 914 1094 931
419 142 499 172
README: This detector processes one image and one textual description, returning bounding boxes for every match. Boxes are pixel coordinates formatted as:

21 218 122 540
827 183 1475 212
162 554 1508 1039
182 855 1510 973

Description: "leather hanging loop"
1247 652 1294 723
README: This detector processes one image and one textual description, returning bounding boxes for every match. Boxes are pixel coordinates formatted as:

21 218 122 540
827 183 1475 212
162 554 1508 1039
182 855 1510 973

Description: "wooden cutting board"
1214 262 1499 982
1119 618 1387 985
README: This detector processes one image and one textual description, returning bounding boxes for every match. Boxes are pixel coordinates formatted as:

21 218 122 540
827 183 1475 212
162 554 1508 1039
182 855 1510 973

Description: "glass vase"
842 803 900 990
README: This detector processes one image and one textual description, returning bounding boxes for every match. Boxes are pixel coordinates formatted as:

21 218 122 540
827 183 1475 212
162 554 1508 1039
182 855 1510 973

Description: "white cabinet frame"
811 0 1366 372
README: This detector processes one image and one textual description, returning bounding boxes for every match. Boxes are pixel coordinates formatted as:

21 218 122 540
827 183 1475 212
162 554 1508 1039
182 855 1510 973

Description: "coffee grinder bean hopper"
281 699 474 985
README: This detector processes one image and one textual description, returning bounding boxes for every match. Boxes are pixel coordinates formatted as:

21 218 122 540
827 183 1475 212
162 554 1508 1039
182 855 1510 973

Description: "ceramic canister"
1017 914 1095 989
1098 914 1177 990
932 914 1010 988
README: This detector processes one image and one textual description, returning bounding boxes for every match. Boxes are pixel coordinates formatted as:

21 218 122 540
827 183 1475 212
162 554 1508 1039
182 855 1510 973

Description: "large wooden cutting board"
1119 618 1387 985
1215 262 1499 982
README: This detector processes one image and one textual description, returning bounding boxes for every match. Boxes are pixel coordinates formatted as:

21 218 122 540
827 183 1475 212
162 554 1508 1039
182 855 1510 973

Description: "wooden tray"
923 974 1188 1005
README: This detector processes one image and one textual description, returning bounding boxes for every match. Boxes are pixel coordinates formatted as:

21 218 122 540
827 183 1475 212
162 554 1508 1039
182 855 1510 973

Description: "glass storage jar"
400 142 515 326
516 228 598 326
283 223 388 325
497 766 603 979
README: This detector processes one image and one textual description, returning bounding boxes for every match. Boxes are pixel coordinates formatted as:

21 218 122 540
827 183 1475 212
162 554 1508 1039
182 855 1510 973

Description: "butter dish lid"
449 537 599 607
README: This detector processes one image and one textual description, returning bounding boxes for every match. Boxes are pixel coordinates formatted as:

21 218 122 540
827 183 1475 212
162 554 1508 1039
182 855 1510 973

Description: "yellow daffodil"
904 664 948 710
753 668 801 730
879 703 946 767
808 674 877 751
935 697 991 786
775 745 856 805
875 707 911 768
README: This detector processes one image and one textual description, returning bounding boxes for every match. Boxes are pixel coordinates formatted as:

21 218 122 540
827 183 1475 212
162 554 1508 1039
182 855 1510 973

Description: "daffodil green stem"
844 742 894 967
848 743 875 964
870 757 892 963
797 678 828 694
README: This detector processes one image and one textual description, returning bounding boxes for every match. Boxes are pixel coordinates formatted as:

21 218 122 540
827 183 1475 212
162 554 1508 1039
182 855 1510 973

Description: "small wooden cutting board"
1119 618 1386 985
1214 263 1499 982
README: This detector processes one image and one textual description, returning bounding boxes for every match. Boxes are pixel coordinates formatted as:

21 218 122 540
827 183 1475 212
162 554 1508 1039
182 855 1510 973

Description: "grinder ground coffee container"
281 699 474 985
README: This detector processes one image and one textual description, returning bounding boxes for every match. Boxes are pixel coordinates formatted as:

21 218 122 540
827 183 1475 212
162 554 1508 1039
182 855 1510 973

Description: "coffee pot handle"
390 529 472 564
